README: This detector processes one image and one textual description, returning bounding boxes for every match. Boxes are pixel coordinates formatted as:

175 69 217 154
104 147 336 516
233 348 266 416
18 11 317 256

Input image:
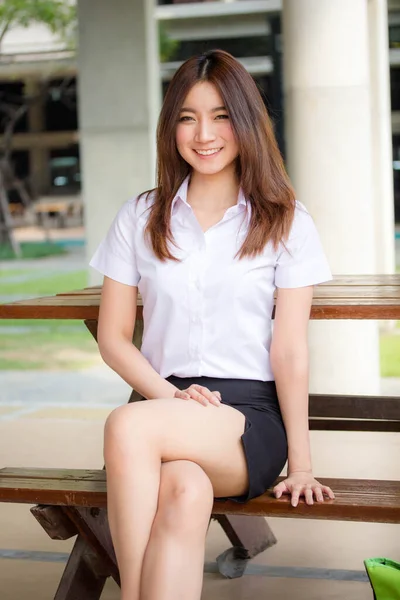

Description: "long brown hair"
142 49 295 261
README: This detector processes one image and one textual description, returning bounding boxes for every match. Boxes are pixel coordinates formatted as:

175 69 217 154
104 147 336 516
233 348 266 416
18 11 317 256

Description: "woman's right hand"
174 385 222 407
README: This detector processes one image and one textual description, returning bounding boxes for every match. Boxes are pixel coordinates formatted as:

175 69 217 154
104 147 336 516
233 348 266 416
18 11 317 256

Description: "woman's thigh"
106 399 249 498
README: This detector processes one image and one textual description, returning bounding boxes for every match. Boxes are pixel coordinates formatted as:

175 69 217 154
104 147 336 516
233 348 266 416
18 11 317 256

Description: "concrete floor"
0 397 399 599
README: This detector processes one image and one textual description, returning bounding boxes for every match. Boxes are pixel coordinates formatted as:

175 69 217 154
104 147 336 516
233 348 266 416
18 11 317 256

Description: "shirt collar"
171 175 247 214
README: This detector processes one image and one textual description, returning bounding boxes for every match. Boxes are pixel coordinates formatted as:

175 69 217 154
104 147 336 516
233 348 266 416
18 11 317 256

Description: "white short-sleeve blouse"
90 176 332 381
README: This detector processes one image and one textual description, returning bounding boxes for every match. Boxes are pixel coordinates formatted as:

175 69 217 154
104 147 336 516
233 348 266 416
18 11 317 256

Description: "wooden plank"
309 394 400 420
309 419 400 432
1 471 399 523
2 274 400 320
2 299 400 320
0 468 106 481
327 275 400 285
6 290 400 305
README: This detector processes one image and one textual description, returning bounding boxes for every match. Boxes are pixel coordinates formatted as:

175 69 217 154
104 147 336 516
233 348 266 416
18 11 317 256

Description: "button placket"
188 240 205 371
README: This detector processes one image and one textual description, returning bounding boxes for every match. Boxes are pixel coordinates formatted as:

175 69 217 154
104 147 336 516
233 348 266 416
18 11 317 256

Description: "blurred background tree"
0 0 76 53
159 22 180 62
0 1 77 255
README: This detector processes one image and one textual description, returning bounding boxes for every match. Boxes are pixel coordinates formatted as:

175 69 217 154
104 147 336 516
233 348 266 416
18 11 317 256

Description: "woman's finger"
273 481 288 498
322 485 335 499
198 385 221 405
291 485 302 507
313 486 325 503
191 385 221 406
304 486 314 505
174 390 191 400
191 390 209 406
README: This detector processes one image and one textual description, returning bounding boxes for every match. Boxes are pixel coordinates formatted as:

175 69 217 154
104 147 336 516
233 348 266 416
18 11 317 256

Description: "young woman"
90 49 335 600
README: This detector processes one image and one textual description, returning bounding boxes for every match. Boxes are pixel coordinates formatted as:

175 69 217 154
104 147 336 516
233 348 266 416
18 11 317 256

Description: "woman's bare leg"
104 398 248 600
140 460 213 600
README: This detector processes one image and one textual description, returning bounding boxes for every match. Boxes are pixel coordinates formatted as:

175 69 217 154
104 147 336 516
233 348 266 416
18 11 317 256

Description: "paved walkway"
0 363 399 420
0 364 131 420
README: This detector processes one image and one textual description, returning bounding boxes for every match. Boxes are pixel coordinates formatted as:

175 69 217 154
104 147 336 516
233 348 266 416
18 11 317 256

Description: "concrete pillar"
25 78 50 197
282 0 380 394
368 0 395 274
77 0 161 282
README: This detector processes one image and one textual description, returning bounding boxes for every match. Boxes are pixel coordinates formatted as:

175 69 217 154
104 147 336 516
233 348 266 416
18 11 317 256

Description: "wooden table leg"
54 536 108 600
32 505 116 599
212 514 277 578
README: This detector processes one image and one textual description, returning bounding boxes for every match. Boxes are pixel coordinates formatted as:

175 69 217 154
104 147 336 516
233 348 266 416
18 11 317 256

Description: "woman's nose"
195 120 217 144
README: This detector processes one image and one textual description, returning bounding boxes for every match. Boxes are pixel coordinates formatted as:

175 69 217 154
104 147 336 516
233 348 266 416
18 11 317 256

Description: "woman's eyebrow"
179 106 227 113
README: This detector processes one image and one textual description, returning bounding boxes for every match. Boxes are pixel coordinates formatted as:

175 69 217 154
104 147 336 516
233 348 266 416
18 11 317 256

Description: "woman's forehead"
182 81 224 110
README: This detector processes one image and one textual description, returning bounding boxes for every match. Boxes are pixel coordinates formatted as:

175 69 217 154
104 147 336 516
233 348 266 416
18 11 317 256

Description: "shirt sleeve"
274 202 332 288
89 198 140 286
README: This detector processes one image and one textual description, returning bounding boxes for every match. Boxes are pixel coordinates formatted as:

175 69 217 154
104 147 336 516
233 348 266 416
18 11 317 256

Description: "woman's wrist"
288 467 313 475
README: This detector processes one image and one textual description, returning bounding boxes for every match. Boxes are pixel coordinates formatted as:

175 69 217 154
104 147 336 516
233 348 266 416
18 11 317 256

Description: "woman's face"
176 81 239 176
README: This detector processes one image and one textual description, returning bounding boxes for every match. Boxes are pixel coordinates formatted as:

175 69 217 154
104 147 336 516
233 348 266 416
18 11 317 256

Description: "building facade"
0 0 399 219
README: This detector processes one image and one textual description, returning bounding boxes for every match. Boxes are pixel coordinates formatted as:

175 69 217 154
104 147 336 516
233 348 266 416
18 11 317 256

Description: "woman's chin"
189 162 234 177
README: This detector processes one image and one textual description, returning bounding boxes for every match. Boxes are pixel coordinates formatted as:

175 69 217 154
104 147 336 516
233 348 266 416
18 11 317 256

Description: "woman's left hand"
273 471 335 507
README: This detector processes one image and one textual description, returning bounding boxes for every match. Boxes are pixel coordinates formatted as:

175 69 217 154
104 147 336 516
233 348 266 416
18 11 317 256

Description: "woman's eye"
216 114 229 120
179 116 193 122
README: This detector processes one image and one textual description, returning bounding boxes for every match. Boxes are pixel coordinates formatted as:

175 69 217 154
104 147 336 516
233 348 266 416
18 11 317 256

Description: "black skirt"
166 375 288 503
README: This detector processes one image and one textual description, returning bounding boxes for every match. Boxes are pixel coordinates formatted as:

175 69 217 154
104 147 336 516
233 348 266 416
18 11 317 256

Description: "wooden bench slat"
0 468 106 481
309 394 400 420
326 275 400 286
309 419 400 432
1 469 399 523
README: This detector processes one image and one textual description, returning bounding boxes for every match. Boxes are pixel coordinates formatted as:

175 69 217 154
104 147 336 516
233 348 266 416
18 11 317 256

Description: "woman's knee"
155 461 214 535
104 403 154 462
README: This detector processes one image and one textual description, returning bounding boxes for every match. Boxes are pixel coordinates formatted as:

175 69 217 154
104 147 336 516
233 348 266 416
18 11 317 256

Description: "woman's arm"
270 285 334 506
97 276 178 400
270 285 313 473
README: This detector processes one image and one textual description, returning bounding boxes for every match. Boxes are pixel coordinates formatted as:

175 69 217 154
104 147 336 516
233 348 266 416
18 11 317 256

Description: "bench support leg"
63 507 119 586
54 536 108 600
212 515 277 578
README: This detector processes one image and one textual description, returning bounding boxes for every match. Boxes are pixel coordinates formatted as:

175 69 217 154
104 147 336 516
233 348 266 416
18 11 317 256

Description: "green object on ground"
364 558 400 599
0 242 66 260
380 333 400 377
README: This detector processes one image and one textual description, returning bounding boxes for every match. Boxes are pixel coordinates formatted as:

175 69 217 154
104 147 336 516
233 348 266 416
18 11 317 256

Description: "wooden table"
2 274 400 321
1 274 400 595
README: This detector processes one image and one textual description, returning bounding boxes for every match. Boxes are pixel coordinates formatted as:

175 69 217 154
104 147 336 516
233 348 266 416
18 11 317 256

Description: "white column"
368 0 395 275
77 0 161 282
283 0 380 394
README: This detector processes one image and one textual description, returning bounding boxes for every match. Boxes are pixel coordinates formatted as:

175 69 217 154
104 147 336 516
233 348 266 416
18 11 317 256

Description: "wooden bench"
1 275 400 597
1 392 399 598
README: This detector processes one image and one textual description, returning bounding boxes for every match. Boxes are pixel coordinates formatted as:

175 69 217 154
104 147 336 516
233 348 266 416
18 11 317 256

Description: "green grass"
0 269 99 370
0 242 66 260
0 328 99 370
380 334 400 377
0 270 88 297
0 269 32 279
